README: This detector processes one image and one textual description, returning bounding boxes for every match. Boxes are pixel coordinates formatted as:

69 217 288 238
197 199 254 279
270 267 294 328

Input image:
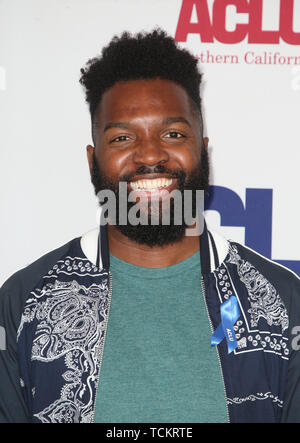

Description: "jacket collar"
80 221 229 275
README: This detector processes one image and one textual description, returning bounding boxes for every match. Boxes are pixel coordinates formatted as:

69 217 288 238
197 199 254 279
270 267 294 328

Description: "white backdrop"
1 0 300 285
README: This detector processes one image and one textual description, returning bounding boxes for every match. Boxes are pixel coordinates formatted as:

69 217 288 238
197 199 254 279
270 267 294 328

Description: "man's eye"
164 131 184 139
111 135 130 143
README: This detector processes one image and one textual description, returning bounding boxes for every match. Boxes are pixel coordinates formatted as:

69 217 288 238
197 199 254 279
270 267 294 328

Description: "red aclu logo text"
175 0 300 44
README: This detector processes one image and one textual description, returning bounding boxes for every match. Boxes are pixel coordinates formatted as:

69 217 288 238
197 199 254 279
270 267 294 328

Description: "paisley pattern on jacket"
227 244 289 333
17 258 110 423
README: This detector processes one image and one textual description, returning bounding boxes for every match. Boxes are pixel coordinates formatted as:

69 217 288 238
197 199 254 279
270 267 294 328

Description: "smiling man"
1 29 300 424
87 76 208 256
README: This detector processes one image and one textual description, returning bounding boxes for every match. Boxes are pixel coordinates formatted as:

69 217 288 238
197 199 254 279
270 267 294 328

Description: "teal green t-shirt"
94 251 228 423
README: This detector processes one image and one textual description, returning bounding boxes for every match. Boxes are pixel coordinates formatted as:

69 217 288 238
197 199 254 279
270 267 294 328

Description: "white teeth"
130 178 173 190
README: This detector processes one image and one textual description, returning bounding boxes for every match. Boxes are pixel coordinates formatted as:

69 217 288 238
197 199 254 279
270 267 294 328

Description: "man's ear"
86 145 95 177
203 137 209 150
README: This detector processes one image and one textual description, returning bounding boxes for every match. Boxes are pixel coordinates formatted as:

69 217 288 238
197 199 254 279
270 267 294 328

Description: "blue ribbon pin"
211 296 241 354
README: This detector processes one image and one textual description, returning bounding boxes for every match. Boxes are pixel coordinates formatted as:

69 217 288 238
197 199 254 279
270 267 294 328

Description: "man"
0 29 300 423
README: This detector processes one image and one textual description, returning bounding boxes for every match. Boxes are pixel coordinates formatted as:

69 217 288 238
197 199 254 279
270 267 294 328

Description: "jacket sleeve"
0 275 30 423
281 275 300 423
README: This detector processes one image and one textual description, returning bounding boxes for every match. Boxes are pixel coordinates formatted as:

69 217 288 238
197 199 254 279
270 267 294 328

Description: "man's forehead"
95 78 195 125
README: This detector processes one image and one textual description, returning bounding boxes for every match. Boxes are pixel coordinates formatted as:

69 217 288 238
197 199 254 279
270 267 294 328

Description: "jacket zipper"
201 276 230 423
91 270 113 423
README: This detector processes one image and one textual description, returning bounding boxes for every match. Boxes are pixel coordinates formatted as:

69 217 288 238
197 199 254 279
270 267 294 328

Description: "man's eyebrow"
104 122 130 132
103 117 192 132
162 117 192 127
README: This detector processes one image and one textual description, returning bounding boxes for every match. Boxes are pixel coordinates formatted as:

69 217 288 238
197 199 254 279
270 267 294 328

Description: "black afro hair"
79 28 203 124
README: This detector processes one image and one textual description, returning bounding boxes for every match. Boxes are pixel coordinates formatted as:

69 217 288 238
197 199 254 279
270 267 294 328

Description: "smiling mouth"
127 177 178 196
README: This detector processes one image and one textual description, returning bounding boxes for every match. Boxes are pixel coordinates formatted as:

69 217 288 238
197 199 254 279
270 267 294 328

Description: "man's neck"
107 224 200 268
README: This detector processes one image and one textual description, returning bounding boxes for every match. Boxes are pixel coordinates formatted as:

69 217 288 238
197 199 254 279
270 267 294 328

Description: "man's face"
87 78 209 246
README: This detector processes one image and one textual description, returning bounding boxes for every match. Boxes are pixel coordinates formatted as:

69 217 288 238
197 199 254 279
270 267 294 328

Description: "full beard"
91 146 209 247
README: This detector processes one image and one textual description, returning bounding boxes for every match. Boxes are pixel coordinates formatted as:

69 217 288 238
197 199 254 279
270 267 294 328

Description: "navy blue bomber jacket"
1 224 300 423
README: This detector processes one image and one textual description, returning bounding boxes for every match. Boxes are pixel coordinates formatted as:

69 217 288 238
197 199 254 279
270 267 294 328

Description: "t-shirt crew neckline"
109 248 201 279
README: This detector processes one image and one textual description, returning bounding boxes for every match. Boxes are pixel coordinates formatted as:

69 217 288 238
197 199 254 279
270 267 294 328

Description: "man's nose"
132 139 169 166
